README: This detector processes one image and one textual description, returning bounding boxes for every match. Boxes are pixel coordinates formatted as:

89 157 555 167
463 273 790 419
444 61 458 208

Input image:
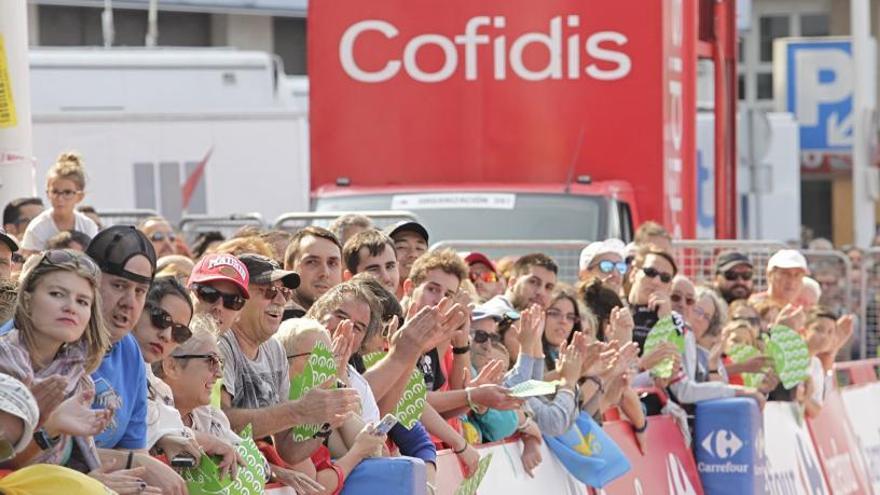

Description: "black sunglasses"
193 283 246 311
670 293 696 306
147 304 192 344
642 266 673 284
172 353 223 372
724 270 753 281
472 329 502 344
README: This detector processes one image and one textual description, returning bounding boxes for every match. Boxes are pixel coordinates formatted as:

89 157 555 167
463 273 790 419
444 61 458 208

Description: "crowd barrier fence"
272 210 419 232
423 358 880 495
178 213 265 244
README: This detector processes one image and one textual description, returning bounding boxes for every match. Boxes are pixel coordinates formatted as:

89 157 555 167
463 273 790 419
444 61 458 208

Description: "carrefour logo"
702 429 743 459
698 429 750 474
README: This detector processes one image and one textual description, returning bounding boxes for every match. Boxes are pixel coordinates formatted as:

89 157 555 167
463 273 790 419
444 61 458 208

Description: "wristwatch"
33 427 61 450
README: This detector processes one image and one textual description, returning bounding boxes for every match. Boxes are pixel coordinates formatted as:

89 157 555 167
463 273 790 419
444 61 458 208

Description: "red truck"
307 0 738 242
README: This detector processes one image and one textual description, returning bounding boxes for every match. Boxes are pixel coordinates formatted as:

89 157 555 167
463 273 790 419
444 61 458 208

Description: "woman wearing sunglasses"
154 316 249 483
0 250 113 473
578 239 628 294
131 277 201 459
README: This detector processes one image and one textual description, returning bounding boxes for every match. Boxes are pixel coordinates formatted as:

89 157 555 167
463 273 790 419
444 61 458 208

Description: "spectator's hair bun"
47 151 87 190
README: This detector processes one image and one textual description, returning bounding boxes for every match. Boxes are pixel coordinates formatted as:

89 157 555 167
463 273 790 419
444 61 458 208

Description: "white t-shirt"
348 365 380 423
21 209 99 251
810 356 827 405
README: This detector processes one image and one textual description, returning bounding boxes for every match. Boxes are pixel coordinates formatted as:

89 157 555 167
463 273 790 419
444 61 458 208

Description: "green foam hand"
765 325 810 390
727 344 765 389
454 453 493 495
288 342 338 441
641 316 684 378
362 352 427 429
182 424 268 495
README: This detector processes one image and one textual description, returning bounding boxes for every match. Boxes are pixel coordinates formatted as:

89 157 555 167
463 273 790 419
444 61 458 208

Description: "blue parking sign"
776 38 853 152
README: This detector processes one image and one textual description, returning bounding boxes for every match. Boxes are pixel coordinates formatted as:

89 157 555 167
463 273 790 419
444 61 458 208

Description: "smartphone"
373 414 399 435
170 454 197 468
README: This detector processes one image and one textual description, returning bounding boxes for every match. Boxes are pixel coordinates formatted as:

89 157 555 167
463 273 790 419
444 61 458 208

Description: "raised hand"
44 387 113 437
331 319 358 372
775 304 805 330
292 381 361 427
609 306 635 343
469 359 506 387
30 375 67 427
390 305 441 357
648 292 672 318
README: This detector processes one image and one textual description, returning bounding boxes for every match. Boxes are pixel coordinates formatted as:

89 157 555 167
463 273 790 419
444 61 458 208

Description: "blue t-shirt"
91 334 148 449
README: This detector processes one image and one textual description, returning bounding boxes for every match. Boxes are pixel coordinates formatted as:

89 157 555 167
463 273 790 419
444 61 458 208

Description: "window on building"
738 74 746 100
759 15 790 62
757 72 773 100
38 6 210 47
273 17 307 75
801 14 830 37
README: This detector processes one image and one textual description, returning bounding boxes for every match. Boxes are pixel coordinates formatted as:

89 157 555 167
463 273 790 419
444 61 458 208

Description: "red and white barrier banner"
806 389 873 495
763 402 830 495
597 417 703 495
840 383 880 492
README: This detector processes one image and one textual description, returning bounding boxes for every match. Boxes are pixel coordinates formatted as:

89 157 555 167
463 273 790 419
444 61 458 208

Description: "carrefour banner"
763 402 829 495
694 398 764 495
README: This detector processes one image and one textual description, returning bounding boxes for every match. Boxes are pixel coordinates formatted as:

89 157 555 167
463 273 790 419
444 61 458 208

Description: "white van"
29 48 309 223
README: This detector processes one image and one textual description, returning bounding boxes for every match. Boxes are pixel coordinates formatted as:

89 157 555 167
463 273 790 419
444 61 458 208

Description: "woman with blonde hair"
0 250 113 475
21 152 99 252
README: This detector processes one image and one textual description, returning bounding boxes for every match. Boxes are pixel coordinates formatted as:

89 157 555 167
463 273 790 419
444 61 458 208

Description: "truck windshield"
313 192 606 242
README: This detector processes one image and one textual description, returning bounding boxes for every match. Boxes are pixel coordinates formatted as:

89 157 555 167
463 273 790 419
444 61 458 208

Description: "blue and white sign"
775 38 853 152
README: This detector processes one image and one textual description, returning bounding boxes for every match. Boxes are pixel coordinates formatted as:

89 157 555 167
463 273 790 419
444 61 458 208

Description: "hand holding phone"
372 414 398 436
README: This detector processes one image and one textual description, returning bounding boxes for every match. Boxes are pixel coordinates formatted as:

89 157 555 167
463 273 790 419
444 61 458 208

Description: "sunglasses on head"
193 283 246 310
257 284 292 301
723 270 753 281
670 293 696 306
595 260 628 275
469 271 498 284
642 266 673 283
150 232 177 243
39 249 100 278
472 329 503 344
147 304 192 344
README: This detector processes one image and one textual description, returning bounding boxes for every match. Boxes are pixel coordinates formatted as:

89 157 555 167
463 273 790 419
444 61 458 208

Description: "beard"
720 283 751 303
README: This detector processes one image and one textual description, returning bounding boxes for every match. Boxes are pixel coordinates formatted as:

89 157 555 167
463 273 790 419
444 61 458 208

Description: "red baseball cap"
188 253 250 299
465 252 496 273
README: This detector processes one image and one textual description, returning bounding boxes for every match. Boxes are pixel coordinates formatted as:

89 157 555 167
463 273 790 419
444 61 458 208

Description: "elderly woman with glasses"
0 250 112 474
153 314 246 481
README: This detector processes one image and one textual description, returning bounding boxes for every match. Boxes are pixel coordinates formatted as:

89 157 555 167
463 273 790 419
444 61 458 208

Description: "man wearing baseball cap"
577 239 627 293
750 249 809 308
84 226 187 494
465 252 504 302
218 253 360 471
713 251 755 303
386 220 429 298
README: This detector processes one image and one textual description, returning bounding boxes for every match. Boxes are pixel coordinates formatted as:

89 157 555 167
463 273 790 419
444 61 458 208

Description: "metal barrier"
95 209 159 228
429 240 588 284
272 210 419 233
670 239 786 290
178 213 265 244
858 248 880 360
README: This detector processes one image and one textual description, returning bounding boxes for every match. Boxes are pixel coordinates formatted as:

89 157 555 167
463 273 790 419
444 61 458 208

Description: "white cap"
767 249 809 274
579 239 626 271
0 374 39 453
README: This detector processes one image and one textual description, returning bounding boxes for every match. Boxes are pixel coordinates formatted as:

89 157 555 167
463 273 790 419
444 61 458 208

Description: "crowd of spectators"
0 152 863 493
